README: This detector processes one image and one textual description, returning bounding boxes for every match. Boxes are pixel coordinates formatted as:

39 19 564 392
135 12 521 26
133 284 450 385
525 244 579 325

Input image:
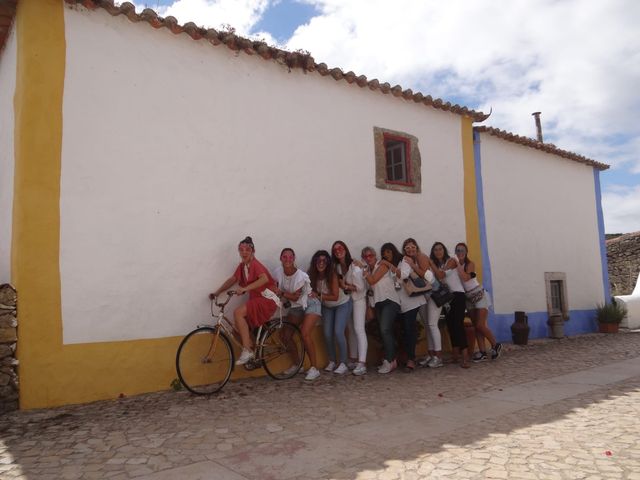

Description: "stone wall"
607 231 640 296
0 284 17 413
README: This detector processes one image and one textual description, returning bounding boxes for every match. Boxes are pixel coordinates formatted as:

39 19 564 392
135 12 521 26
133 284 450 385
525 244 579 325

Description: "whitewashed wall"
0 27 16 284
480 135 604 314
60 7 467 344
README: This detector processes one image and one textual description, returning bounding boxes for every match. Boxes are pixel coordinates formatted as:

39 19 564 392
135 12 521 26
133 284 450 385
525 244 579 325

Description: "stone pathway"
0 332 639 479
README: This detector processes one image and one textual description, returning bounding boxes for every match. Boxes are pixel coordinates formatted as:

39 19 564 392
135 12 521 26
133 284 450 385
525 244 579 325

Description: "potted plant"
595 299 626 333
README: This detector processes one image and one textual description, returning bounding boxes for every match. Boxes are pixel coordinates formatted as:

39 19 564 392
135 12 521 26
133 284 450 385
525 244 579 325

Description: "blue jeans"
322 299 353 364
376 299 401 362
401 307 420 361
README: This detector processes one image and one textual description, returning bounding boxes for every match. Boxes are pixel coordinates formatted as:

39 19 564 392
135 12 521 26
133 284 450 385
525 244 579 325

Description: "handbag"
431 281 454 307
403 272 432 297
465 286 484 305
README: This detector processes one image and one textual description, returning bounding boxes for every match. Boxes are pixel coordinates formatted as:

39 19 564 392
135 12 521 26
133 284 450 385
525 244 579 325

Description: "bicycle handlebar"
210 291 236 309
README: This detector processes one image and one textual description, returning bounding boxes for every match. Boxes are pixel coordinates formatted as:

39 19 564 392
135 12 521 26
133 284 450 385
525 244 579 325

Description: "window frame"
383 133 413 186
373 127 422 194
544 272 569 319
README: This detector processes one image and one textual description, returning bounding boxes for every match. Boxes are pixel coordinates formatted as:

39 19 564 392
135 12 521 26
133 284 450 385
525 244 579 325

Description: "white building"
0 0 609 408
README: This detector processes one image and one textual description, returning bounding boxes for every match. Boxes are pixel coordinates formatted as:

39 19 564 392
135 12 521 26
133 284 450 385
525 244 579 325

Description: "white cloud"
603 185 640 233
287 0 640 171
121 0 640 231
126 0 272 38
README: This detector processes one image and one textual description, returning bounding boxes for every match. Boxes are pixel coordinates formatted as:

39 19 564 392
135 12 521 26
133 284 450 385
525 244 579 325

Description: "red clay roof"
54 0 491 122
475 126 609 171
0 1 609 171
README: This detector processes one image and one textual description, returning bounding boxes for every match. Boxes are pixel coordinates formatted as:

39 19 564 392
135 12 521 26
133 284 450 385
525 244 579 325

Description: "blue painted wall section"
594 168 611 303
473 130 598 342
491 310 597 340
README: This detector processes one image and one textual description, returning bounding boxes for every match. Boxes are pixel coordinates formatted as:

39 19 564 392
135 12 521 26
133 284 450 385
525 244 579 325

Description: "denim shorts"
289 297 322 317
466 289 492 310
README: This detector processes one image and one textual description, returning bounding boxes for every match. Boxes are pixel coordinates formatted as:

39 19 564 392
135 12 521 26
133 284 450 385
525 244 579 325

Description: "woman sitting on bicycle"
210 236 280 366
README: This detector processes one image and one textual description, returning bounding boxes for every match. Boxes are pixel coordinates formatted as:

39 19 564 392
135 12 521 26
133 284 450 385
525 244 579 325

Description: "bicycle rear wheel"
176 326 234 394
260 321 305 380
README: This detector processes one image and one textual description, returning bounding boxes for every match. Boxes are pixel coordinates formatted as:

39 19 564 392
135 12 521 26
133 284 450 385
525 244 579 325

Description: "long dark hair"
381 242 402 266
430 241 450 267
331 240 353 272
308 250 333 293
455 242 471 271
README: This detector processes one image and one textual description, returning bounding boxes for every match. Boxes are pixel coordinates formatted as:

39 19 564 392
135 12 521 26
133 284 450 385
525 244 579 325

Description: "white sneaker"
378 359 394 374
324 361 336 372
352 363 367 376
282 364 300 376
427 357 443 368
347 361 358 370
236 348 254 365
418 356 432 367
333 363 349 375
305 367 320 381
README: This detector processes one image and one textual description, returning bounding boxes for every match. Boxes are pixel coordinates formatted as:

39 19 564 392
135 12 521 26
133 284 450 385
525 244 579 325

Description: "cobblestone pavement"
1 332 639 480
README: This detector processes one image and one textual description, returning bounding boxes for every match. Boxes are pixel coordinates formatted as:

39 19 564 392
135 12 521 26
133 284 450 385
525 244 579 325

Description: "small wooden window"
545 272 568 319
550 280 564 314
373 127 421 193
385 137 410 184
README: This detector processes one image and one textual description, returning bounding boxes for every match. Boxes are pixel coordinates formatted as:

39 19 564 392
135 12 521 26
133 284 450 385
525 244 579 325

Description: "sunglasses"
333 245 345 252
362 253 375 259
455 248 466 253
316 257 328 264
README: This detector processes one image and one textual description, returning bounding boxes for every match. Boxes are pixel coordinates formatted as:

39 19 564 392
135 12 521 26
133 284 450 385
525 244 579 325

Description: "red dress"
234 259 278 328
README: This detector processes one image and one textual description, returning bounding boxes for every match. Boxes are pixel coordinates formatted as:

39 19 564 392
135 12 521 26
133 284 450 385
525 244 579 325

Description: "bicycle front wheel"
260 321 305 380
176 326 234 395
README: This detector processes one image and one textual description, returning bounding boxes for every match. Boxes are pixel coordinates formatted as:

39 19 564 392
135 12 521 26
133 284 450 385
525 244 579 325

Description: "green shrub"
595 300 627 324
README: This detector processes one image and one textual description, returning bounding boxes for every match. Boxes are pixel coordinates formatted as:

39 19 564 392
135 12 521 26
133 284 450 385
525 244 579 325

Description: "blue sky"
130 0 640 233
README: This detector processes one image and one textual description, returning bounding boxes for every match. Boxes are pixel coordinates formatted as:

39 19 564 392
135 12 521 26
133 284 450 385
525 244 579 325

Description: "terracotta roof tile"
53 0 490 122
1 0 607 172
475 126 609 171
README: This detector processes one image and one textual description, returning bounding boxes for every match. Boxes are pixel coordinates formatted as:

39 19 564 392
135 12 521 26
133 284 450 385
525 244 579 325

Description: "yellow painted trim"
13 2 461 409
10 1 255 409
461 117 482 283
13 0 66 409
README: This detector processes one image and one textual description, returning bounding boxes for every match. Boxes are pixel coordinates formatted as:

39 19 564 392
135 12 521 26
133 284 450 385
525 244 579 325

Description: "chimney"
531 112 543 142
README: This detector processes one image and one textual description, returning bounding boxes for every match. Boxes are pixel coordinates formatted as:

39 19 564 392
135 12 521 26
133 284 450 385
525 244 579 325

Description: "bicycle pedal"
243 359 259 371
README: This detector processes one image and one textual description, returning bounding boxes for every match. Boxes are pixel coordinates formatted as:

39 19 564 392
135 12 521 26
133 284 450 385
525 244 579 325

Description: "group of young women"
210 236 503 382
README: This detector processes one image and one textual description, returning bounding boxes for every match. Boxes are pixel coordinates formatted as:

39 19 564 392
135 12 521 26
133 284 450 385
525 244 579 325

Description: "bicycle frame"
203 292 285 363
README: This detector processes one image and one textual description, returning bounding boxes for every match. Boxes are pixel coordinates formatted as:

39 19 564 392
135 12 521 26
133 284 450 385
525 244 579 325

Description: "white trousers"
419 297 442 352
347 298 368 363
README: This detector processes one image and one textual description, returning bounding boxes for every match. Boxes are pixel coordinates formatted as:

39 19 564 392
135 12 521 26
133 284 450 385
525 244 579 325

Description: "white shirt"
274 266 311 309
444 259 465 293
368 261 401 306
338 263 366 302
319 278 350 307
397 259 427 313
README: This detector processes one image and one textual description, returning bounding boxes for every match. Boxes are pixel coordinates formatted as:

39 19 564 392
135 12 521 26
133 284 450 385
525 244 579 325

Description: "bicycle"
175 291 306 395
